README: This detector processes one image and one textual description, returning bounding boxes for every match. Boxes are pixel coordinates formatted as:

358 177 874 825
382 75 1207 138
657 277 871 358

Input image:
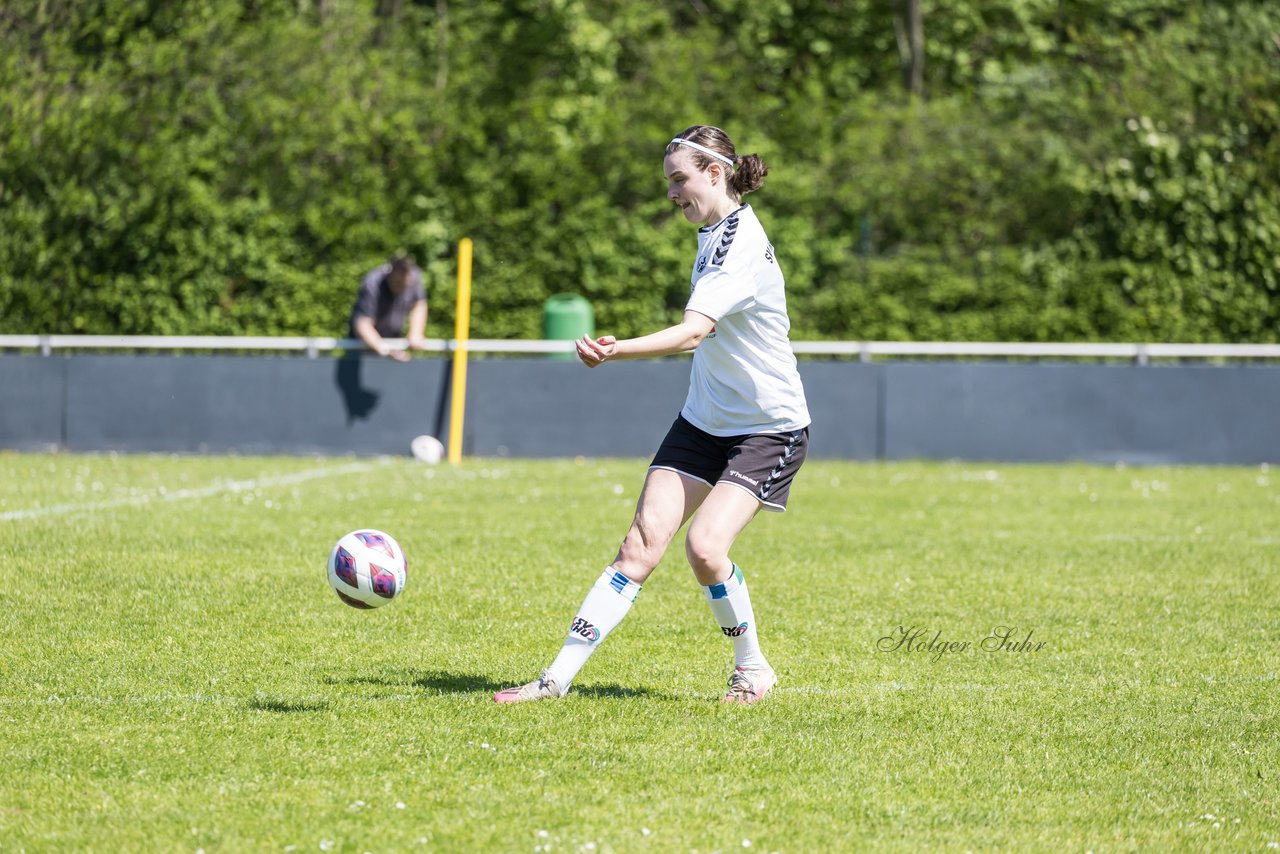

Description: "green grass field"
1 453 1277 852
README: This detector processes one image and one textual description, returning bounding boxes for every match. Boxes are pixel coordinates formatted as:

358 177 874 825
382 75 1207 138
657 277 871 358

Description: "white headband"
669 137 735 169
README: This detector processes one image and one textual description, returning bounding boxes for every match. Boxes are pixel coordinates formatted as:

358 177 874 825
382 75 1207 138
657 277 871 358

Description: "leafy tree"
1 0 1276 343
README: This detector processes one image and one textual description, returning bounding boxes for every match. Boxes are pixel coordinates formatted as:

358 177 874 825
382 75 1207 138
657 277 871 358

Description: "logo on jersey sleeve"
697 255 707 273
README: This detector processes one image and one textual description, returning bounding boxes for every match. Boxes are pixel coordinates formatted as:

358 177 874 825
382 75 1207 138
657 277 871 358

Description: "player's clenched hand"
576 334 617 368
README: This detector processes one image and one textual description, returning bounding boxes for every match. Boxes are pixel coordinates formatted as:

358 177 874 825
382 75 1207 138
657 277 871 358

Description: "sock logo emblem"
721 622 749 637
570 617 600 642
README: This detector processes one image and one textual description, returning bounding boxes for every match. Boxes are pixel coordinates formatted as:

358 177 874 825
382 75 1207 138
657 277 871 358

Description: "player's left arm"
576 310 716 368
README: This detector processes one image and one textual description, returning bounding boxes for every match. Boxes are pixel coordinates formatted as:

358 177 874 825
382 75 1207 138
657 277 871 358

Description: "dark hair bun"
730 154 767 197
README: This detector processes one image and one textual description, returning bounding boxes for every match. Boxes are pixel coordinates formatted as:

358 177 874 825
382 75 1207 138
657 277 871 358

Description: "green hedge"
1 0 1276 342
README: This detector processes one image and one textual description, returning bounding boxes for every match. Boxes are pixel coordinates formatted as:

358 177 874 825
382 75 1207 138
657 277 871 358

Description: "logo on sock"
570 617 600 642
721 622 749 637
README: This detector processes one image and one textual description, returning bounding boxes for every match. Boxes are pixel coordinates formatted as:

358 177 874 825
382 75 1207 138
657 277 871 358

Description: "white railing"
789 340 1280 363
0 335 573 357
1 335 1279 363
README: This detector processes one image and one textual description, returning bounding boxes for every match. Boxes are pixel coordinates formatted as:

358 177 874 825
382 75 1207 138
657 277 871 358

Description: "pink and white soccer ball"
327 529 407 609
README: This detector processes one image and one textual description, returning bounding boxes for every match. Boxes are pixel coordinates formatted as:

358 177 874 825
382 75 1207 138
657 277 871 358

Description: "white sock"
546 567 642 690
703 564 769 670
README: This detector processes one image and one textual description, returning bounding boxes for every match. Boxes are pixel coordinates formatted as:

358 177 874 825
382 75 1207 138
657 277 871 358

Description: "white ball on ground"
411 434 445 464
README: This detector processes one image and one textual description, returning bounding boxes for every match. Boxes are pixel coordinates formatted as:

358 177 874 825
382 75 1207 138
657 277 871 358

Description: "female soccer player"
494 125 810 704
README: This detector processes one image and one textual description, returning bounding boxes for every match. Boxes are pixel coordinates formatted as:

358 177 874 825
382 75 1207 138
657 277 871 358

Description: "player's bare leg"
684 482 760 586
612 468 711 584
495 468 709 703
685 483 777 703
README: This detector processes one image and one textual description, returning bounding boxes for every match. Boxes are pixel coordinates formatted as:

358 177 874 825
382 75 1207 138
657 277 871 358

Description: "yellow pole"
447 238 473 464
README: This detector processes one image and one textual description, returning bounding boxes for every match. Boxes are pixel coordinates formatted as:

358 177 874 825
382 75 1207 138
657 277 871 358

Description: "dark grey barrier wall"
58 354 449 455
461 360 882 458
0 357 65 451
464 360 692 457
796 361 880 460
882 362 1280 465
1 354 1276 463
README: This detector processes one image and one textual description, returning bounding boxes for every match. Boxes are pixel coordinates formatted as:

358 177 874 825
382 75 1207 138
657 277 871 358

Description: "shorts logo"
722 622 749 637
728 470 760 486
570 617 599 642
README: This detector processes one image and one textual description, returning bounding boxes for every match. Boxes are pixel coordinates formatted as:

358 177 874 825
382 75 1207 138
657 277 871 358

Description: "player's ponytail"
667 125 768 201
728 153 767 198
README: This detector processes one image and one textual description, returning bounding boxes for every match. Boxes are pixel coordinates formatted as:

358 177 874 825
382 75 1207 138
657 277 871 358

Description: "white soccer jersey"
681 204 811 436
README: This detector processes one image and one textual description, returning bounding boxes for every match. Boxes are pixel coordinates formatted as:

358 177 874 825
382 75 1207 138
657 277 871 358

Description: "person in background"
349 255 428 361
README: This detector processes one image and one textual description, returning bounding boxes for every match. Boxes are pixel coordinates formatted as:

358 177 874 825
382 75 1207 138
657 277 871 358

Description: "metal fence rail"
2 334 1279 362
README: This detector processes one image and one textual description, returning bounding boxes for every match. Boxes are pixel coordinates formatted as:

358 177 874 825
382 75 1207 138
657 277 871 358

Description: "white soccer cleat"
721 665 777 704
493 670 565 704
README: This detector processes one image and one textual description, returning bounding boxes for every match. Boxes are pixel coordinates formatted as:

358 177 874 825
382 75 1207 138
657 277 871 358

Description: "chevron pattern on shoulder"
711 212 740 266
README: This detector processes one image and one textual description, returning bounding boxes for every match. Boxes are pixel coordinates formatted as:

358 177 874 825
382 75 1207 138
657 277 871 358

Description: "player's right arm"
576 310 715 368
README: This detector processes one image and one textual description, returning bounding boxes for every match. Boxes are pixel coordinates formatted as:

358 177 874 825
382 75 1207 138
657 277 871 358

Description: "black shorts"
649 415 810 512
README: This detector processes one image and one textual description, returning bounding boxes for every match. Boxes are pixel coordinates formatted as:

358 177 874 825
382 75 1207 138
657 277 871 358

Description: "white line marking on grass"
0 460 387 522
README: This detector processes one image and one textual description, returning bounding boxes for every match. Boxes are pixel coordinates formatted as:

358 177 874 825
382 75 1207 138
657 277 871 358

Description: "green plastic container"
542 293 594 359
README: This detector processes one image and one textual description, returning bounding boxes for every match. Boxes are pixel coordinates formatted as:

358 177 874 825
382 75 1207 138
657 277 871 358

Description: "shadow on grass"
416 671 508 694
321 673 404 687
247 694 330 713
415 672 676 700
320 670 683 701
318 670 503 693
570 683 670 700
